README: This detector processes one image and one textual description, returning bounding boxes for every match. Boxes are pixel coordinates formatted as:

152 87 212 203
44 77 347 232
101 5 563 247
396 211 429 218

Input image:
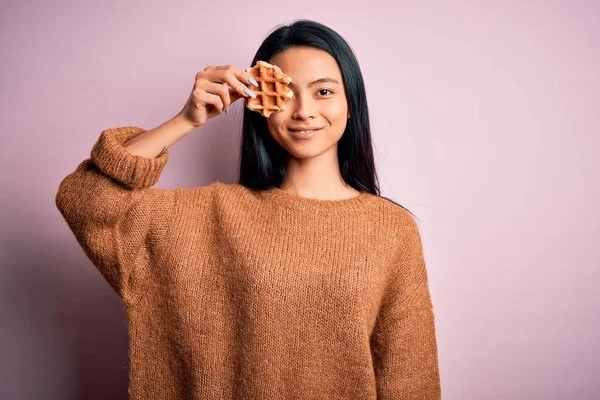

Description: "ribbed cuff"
90 126 169 189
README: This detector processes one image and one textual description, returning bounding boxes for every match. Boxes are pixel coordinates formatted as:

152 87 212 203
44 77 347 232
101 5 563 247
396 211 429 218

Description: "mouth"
287 126 323 139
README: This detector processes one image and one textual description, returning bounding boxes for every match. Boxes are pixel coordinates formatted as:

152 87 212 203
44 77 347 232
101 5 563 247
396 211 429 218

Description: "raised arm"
55 126 178 304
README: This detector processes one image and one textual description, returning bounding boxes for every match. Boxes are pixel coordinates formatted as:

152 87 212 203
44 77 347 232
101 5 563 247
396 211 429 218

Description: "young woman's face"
266 47 349 160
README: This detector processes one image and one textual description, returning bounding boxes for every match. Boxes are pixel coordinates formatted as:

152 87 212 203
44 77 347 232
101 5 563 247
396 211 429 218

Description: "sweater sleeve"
370 216 441 399
55 126 176 304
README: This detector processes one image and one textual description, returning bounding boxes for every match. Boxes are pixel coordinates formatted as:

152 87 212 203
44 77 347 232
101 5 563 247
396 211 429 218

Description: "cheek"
266 113 289 145
267 113 286 133
322 98 348 122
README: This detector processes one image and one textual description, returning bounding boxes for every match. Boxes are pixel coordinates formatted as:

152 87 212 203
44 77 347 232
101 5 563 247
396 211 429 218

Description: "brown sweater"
55 126 441 399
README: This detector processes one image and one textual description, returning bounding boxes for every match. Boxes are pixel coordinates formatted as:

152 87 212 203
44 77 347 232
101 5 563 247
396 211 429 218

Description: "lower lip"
288 127 323 139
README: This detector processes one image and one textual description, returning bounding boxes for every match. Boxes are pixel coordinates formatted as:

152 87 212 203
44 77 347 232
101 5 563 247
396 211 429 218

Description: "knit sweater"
55 126 441 399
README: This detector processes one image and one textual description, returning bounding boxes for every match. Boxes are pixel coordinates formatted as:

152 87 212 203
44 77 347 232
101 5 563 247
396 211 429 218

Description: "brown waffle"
245 61 294 118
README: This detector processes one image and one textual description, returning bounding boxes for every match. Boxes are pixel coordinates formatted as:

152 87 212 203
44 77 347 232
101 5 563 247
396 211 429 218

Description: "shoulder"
368 195 423 256
377 195 417 219
368 194 419 228
177 182 267 204
182 181 260 211
211 181 256 202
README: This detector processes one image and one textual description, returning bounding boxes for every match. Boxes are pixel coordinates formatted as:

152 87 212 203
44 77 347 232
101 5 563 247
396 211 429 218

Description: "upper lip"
288 126 323 131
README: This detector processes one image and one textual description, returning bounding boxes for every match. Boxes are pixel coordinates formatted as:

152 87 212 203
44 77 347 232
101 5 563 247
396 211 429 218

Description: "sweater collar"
258 186 374 213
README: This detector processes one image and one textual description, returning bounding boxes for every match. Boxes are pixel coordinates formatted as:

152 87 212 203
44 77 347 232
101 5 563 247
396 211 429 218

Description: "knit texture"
55 126 441 399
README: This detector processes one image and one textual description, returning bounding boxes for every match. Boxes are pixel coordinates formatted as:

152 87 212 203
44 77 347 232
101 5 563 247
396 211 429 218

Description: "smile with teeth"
288 127 323 134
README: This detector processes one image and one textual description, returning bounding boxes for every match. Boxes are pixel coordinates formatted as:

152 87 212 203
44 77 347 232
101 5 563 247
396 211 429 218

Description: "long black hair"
237 19 415 218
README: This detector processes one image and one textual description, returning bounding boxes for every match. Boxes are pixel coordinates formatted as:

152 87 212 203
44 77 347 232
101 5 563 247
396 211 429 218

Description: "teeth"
292 129 317 133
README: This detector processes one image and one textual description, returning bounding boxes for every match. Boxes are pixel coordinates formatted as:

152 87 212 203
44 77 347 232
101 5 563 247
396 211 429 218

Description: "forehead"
268 47 343 85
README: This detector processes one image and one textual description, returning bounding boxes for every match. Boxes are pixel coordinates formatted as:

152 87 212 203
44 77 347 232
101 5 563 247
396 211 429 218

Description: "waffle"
244 61 294 118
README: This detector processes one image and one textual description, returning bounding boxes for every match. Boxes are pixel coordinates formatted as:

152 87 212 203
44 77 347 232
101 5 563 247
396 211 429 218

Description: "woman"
56 19 441 399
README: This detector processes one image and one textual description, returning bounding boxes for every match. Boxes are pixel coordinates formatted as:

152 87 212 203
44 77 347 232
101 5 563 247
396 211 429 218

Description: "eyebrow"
288 77 341 88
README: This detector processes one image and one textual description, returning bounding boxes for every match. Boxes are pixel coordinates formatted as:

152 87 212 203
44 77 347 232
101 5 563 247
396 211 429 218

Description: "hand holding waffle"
178 65 259 128
245 61 294 118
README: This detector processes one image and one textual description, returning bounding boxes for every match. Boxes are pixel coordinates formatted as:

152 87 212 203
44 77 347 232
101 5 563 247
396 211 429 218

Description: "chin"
284 141 338 160
286 148 322 160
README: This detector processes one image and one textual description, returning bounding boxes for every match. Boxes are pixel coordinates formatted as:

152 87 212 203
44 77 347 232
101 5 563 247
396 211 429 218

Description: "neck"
280 148 358 200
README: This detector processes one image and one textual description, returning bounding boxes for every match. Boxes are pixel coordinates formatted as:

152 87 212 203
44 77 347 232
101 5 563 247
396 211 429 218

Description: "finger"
228 86 243 104
203 65 258 88
208 67 258 99
195 90 224 113
212 65 259 88
220 69 257 99
197 80 233 110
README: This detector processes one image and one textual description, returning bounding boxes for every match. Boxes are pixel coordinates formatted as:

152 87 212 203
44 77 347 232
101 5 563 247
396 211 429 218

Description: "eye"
317 88 333 96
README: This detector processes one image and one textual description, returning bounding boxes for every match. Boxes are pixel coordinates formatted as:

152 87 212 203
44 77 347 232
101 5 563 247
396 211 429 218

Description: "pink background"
1 1 599 399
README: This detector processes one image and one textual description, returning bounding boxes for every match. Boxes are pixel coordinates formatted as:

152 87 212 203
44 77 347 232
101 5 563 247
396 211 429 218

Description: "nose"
290 92 316 120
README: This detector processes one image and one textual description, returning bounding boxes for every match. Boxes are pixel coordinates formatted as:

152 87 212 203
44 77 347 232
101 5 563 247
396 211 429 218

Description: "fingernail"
248 77 259 87
244 88 257 98
224 107 228 114
219 110 224 114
